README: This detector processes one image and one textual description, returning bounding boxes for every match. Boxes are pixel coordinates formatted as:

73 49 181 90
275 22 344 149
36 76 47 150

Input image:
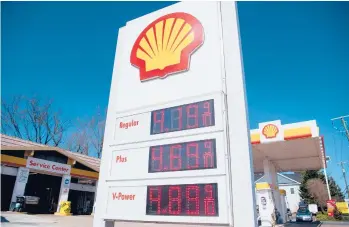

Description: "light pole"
324 156 331 200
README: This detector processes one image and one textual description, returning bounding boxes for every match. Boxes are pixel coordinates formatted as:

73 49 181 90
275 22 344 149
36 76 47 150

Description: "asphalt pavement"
1 212 93 227
2 212 349 227
322 222 349 226
284 221 349 227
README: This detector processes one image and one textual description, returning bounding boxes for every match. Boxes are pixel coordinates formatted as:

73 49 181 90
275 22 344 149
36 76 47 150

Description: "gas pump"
256 182 276 227
279 189 287 223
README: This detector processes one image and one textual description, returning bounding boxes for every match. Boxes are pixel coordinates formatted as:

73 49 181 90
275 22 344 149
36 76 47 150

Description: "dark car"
296 206 313 222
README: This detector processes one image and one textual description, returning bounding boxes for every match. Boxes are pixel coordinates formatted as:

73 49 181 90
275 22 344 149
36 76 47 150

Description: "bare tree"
1 95 69 147
306 178 328 212
66 122 90 155
87 107 105 158
66 107 105 157
1 96 23 138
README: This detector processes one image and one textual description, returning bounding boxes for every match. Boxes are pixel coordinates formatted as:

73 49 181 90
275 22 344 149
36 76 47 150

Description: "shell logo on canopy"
262 124 279 139
130 12 204 81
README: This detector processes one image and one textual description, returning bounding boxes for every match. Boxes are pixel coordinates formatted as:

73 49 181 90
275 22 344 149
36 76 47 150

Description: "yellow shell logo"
131 12 204 81
262 124 279 139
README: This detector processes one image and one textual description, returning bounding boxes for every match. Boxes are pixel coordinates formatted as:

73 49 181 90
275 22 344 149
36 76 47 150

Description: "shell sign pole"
93 2 257 227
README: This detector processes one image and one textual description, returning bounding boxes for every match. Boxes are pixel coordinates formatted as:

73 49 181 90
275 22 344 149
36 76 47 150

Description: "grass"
316 212 349 221
316 213 336 221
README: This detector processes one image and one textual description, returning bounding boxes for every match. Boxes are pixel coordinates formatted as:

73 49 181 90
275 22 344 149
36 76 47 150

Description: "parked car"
12 196 40 213
296 206 313 222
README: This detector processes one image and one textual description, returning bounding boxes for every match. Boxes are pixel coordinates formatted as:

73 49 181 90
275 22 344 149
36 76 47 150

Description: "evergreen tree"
299 170 344 203
299 170 320 204
328 176 345 201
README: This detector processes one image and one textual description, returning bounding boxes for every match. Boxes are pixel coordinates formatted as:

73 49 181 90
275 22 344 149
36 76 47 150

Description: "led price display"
146 183 218 216
149 139 216 173
151 99 215 135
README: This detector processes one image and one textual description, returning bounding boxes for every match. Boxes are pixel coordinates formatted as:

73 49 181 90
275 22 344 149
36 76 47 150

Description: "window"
291 188 295 194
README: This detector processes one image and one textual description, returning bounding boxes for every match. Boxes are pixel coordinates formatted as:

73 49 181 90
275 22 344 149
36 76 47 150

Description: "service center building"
1 134 100 215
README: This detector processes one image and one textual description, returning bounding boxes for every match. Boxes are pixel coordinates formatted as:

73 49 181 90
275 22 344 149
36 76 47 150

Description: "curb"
54 212 72 216
6 211 28 215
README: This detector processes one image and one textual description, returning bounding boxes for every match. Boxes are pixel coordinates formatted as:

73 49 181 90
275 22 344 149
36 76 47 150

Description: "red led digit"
170 145 182 171
149 186 162 214
153 110 164 133
204 185 216 215
187 143 199 169
169 186 181 215
170 107 182 131
203 141 214 168
186 104 198 129
186 185 200 215
147 184 218 216
205 184 213 198
201 101 212 127
152 147 163 171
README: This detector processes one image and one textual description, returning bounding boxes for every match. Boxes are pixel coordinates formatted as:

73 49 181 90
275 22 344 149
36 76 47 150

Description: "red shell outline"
130 12 204 82
262 124 279 139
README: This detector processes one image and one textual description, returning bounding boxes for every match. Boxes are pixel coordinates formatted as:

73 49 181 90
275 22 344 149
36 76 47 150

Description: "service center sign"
26 157 71 175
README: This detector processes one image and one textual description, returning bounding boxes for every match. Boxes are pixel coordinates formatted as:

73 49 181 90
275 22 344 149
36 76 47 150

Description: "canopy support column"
263 159 283 223
10 167 29 211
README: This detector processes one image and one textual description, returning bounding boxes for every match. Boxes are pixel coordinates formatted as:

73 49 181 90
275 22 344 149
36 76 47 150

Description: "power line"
338 161 349 199
332 115 349 198
332 115 349 162
331 115 349 143
342 117 349 143
332 132 339 163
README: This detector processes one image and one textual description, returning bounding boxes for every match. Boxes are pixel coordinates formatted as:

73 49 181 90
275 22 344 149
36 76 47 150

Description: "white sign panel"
70 183 96 193
26 157 71 175
113 93 224 145
259 120 284 144
94 2 256 227
105 176 228 224
109 131 226 180
1 166 18 176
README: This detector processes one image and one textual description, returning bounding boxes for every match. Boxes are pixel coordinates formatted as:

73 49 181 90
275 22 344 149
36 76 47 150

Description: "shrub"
334 208 343 220
343 216 349 221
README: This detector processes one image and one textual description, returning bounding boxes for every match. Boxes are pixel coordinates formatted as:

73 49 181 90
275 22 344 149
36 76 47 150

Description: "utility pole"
323 166 332 200
338 161 349 199
341 117 349 142
331 115 349 142
332 115 349 198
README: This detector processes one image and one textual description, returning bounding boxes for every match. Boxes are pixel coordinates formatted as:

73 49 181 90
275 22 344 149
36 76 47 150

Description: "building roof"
0 134 100 172
254 173 264 182
281 172 302 183
254 172 302 185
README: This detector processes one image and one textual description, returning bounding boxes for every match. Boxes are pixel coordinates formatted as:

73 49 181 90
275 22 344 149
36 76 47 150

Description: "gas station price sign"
149 139 217 173
95 2 255 226
146 183 219 216
146 99 218 217
151 99 215 135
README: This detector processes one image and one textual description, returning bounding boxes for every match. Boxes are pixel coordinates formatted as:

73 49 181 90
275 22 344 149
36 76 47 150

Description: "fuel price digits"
146 183 219 216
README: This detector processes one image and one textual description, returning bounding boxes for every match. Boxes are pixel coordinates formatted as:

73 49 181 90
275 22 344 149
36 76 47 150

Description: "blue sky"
2 2 349 193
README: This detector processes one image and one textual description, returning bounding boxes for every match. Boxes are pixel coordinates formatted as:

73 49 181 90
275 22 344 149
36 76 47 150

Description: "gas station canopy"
250 120 326 173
